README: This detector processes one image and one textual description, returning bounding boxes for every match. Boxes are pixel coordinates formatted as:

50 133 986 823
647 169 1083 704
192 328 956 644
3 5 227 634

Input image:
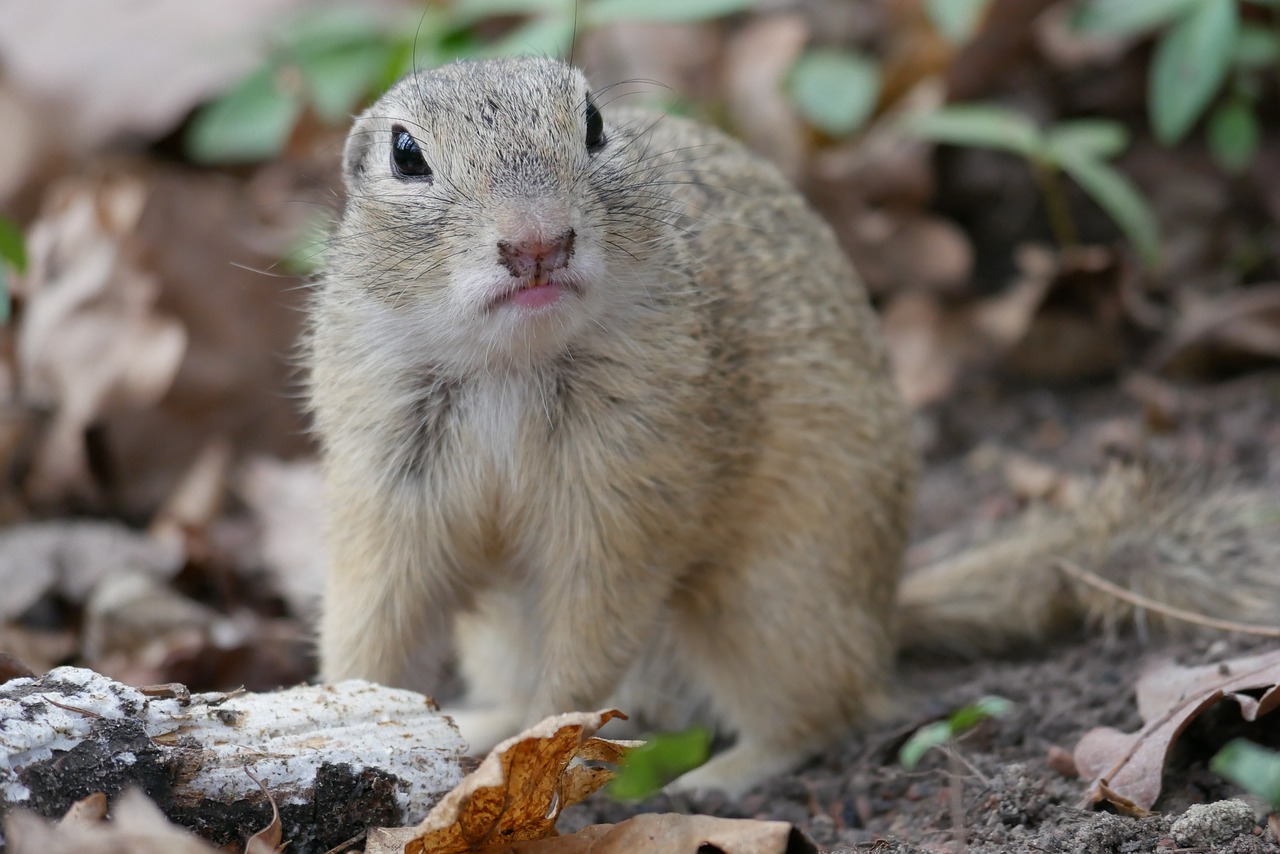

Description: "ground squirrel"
307 57 1280 794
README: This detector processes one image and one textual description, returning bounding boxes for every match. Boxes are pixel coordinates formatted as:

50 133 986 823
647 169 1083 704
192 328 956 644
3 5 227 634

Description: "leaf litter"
1074 648 1280 814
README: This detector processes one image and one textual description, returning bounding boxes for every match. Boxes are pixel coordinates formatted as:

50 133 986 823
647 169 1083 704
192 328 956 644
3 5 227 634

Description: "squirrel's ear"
342 119 376 186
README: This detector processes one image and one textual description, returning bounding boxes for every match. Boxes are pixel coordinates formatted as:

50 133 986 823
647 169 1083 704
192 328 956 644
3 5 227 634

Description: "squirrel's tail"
896 462 1280 657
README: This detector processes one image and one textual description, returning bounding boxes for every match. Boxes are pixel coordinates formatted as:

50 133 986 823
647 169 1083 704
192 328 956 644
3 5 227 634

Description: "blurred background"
0 0 1277 694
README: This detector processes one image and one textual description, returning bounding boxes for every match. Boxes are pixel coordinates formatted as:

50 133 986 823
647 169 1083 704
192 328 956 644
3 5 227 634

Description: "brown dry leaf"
723 15 810 180
483 813 815 854
149 438 234 551
234 456 327 619
58 792 108 827
14 172 187 504
1148 283 1280 376
981 245 1131 382
244 770 284 854
0 80 40 203
0 0 305 148
4 787 219 854
0 520 183 621
367 710 631 854
0 628 76 678
1074 649 1280 812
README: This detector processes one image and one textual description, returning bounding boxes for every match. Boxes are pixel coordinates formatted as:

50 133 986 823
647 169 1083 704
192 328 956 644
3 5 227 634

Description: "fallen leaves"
375 710 632 854
2 693 812 854
15 172 186 505
1075 648 1280 813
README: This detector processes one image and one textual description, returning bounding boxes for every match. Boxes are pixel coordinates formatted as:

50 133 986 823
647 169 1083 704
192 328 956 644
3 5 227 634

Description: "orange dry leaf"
1074 649 1280 813
366 710 633 854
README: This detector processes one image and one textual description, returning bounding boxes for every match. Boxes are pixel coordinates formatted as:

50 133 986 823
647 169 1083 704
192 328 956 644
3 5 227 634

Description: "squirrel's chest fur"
392 349 721 584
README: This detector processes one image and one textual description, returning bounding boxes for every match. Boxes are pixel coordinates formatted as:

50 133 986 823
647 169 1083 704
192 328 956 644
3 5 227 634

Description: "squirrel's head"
330 57 672 374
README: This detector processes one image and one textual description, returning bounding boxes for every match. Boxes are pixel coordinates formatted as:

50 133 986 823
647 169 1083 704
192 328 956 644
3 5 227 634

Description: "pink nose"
497 228 576 278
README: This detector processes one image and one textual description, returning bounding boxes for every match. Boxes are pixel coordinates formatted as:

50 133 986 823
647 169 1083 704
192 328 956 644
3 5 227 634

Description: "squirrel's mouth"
489 273 582 312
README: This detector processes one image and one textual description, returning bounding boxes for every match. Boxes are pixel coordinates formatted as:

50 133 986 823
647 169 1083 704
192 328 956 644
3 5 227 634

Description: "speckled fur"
306 57 1279 795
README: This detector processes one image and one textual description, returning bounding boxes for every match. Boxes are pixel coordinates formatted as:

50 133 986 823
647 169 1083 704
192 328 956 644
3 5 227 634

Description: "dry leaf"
0 520 183 621
4 787 219 854
368 710 631 854
723 15 810 180
1148 284 1280 376
489 813 815 854
0 0 304 148
244 769 284 854
56 792 107 827
234 456 327 619
1074 649 1280 812
15 173 187 504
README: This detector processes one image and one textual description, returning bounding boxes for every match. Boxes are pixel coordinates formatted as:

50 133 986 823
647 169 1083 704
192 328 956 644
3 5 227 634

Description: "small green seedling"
186 0 761 165
608 726 711 801
1211 739 1280 808
924 0 996 44
905 105 1161 266
1073 0 1280 174
0 215 27 325
787 48 882 139
900 695 1013 770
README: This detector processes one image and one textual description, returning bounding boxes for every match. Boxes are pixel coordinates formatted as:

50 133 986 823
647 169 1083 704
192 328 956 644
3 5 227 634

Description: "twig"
1055 559 1280 638
41 695 104 718
948 749 967 854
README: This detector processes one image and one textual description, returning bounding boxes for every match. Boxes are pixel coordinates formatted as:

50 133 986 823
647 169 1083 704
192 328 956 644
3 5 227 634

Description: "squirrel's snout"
497 228 576 279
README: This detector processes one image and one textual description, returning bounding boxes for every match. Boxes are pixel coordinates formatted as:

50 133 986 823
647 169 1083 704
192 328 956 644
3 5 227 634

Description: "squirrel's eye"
391 126 432 180
584 99 605 152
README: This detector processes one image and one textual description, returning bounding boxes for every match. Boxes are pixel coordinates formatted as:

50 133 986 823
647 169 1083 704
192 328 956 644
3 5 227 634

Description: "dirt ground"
560 374 1280 853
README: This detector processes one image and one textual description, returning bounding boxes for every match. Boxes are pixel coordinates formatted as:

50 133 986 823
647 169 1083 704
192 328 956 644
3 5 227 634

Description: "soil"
558 373 1280 853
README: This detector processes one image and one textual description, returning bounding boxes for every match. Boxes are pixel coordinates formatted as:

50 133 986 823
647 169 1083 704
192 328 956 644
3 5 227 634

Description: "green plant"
186 0 756 165
1211 739 1280 807
924 0 997 44
787 48 882 138
608 727 711 801
906 105 1161 266
1072 0 1280 174
0 216 26 325
899 696 1012 769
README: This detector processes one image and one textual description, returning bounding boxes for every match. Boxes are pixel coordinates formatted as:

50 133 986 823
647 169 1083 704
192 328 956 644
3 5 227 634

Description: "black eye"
584 98 605 152
391 126 432 180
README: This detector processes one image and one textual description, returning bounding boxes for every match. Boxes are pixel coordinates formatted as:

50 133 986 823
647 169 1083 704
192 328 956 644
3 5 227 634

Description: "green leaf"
186 66 304 164
899 721 953 770
609 728 711 801
298 41 397 122
1234 23 1280 68
925 0 993 43
905 104 1044 159
1208 99 1260 174
587 0 757 26
1211 739 1280 808
0 216 26 273
1071 0 1199 36
900 696 1012 770
786 49 881 138
1150 0 1240 145
947 696 1014 732
0 266 9 326
485 13 577 58
1055 149 1161 266
1046 119 1129 161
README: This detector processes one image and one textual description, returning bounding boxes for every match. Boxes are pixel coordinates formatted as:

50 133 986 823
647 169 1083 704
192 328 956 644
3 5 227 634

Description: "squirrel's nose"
497 228 575 278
